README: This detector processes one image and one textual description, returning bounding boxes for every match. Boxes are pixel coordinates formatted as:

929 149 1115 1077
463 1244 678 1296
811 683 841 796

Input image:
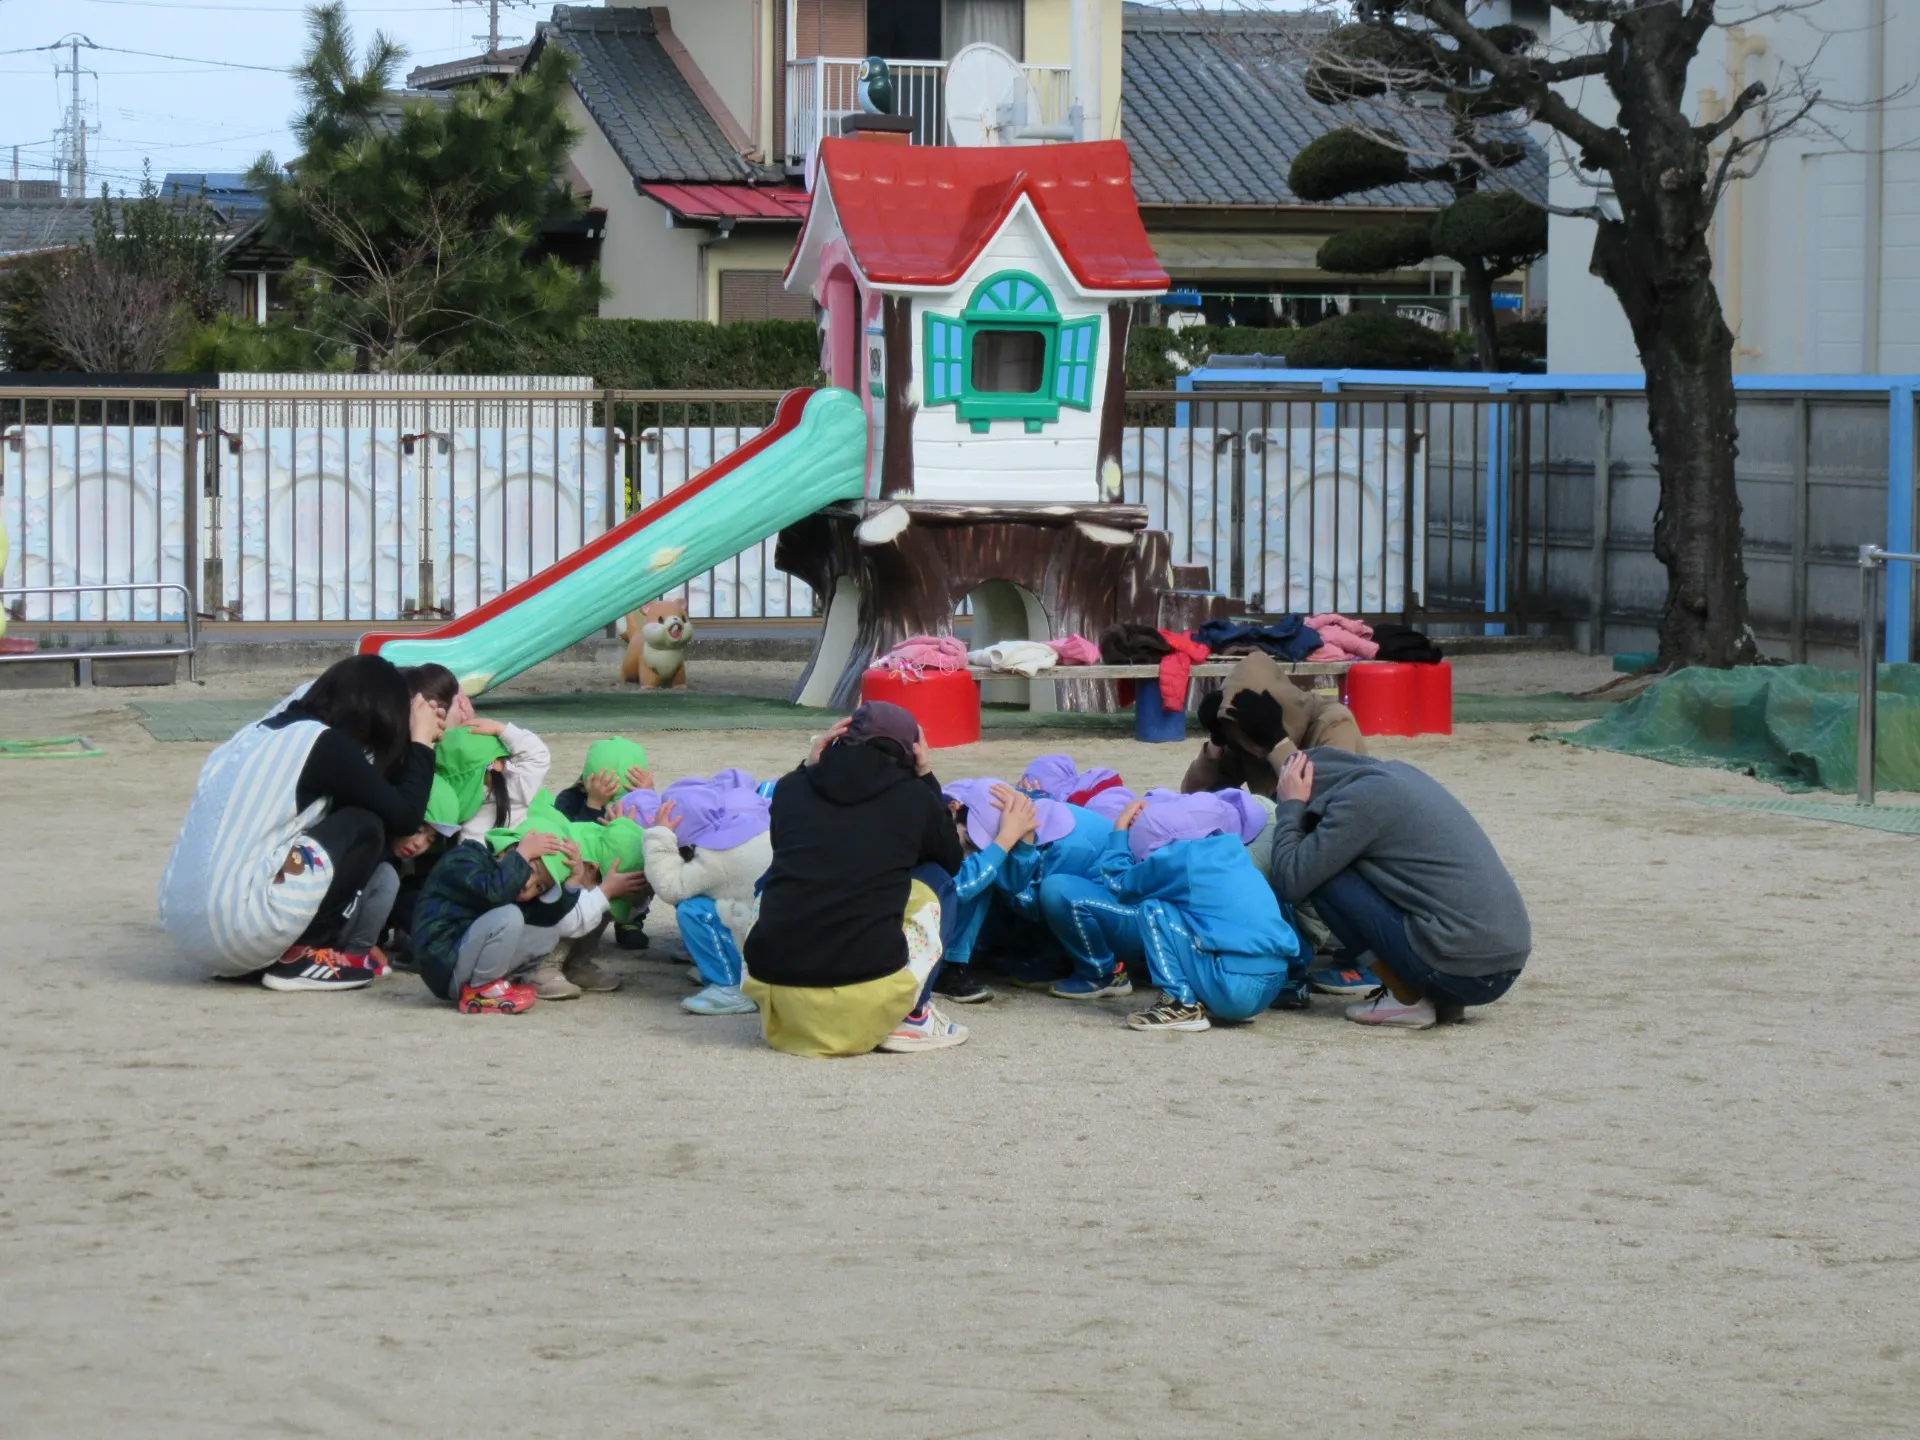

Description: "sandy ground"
1 655 1915 1438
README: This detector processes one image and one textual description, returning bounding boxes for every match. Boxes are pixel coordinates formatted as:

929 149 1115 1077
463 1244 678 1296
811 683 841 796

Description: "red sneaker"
338 947 393 978
459 979 536 1014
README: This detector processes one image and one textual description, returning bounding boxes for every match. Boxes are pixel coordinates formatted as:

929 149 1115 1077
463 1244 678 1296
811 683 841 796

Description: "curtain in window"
943 0 1022 59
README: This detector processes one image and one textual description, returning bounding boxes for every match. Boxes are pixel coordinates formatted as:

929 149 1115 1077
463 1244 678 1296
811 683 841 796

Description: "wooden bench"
962 659 1351 715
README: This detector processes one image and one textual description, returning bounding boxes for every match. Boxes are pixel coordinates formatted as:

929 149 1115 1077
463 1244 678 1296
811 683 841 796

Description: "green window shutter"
922 311 966 407
1052 316 1099 410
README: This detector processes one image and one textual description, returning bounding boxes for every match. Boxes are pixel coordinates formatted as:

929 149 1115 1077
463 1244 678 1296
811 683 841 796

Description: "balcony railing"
784 56 1072 167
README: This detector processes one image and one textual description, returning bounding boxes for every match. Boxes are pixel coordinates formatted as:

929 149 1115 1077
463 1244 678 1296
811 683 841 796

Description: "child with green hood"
553 736 656 953
435 717 551 846
410 805 645 1014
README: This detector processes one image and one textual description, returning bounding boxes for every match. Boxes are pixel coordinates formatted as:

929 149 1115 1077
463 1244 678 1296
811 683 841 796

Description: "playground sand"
1 663 1914 1438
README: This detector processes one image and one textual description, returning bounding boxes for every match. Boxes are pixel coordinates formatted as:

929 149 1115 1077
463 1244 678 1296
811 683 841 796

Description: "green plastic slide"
360 387 867 695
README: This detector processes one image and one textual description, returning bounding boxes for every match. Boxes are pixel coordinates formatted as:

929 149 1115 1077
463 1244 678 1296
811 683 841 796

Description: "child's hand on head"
1278 752 1315 804
464 717 506 737
598 858 648 901
1112 799 1147 832
626 765 653 792
989 783 1038 848
653 798 683 834
515 831 567 865
585 767 621 810
448 690 476 728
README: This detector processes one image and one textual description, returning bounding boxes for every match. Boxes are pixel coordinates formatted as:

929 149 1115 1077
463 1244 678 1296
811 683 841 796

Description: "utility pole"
455 0 529 59
53 34 97 200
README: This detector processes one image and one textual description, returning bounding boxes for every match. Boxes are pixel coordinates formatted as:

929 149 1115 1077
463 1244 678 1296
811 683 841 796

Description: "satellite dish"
945 42 1038 147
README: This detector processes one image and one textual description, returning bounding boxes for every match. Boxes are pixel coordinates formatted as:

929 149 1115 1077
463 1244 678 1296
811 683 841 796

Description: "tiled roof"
1121 4 1548 211
0 198 99 259
531 5 765 185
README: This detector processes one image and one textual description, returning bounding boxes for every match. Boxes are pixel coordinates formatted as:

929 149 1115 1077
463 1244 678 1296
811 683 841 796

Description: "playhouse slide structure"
358 387 867 695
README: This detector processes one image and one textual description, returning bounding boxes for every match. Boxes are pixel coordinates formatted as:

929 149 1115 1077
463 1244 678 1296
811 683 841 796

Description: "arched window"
922 270 1100 433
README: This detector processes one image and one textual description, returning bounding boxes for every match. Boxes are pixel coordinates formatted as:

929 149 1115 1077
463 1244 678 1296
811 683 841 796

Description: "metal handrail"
0 582 198 683
1855 545 1920 804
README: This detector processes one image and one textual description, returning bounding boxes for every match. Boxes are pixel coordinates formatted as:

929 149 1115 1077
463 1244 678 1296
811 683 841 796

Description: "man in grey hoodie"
1265 748 1531 1029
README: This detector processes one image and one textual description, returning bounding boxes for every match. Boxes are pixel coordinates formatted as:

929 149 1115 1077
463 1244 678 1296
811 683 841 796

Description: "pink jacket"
1305 614 1379 661
875 634 970 678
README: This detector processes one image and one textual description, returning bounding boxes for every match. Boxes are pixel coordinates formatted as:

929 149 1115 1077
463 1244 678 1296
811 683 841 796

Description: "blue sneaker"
1308 964 1380 997
681 983 757 1015
1049 970 1133 1000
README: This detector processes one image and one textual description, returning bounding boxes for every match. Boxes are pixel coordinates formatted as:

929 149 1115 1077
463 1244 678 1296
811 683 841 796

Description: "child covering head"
409 806 645 1014
933 778 1041 1004
1018 753 1127 810
1092 792 1300 1033
434 719 552 846
643 774 774 1016
550 736 655 953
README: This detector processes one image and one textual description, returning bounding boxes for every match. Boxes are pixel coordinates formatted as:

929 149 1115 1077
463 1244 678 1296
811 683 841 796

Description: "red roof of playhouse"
789 139 1168 294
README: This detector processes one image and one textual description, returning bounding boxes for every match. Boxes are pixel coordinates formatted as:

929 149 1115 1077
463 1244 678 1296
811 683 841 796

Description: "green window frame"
920 270 1100 434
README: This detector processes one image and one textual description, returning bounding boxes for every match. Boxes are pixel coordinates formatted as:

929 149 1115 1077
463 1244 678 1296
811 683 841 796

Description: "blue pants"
1136 904 1288 1020
1310 869 1520 1008
1038 874 1144 984
677 897 743 988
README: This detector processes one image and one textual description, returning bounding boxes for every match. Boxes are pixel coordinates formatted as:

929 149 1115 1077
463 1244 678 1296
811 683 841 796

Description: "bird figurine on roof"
857 56 895 116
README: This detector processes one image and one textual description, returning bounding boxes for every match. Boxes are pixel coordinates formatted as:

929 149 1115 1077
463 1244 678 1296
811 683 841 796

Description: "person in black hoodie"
742 702 967 1056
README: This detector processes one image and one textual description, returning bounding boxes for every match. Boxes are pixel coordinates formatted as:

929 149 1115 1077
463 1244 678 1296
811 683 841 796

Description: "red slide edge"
359 387 816 655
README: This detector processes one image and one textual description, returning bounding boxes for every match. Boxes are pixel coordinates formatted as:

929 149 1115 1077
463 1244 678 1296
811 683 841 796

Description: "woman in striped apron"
159 656 443 991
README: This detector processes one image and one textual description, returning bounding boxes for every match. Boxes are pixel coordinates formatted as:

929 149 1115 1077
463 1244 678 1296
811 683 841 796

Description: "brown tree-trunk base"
775 502 1233 710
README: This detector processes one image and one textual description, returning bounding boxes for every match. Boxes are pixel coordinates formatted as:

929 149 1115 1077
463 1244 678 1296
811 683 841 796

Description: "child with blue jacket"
935 779 1041 1004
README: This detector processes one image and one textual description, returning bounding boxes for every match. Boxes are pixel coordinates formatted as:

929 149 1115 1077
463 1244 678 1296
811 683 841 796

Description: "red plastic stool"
858 667 981 748
1344 662 1417 737
1412 660 1453 735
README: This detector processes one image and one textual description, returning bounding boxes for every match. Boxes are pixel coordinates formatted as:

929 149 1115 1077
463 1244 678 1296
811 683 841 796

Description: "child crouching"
643 778 774 1016
411 822 645 1014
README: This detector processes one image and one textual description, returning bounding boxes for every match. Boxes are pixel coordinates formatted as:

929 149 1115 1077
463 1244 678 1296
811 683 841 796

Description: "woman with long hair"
159 654 444 991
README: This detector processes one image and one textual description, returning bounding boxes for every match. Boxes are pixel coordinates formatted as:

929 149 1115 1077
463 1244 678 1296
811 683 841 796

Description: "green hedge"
472 318 824 389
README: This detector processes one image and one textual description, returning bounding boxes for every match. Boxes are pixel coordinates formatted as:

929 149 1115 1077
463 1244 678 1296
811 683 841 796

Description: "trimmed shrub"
438 318 823 389
1289 128 1413 203
1431 190 1548 275
1316 222 1437 276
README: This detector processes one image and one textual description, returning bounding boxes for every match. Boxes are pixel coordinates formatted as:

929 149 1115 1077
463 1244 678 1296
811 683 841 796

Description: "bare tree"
1179 0 1867 669
33 249 192 373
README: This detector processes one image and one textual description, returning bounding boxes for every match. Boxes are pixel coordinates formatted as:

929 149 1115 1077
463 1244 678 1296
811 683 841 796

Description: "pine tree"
1286 22 1544 372
248 3 602 372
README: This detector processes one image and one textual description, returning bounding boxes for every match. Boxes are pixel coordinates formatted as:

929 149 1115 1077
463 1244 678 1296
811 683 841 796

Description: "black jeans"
297 807 392 949
1309 868 1520 1007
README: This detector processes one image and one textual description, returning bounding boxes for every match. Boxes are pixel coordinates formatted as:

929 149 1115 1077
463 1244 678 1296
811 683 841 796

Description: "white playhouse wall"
905 205 1110 506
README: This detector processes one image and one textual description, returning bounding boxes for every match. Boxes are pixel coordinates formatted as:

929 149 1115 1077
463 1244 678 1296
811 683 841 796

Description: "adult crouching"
1183 652 1365 798
1266 749 1531 1030
743 703 966 1057
158 654 443 991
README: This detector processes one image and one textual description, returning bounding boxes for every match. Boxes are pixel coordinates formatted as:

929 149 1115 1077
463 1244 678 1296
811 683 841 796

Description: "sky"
0 0 548 192
0 0 1318 194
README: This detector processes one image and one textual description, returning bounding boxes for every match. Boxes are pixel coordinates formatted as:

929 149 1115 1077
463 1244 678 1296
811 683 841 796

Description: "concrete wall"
1023 0 1124 142
1547 1 1920 376
564 91 704 320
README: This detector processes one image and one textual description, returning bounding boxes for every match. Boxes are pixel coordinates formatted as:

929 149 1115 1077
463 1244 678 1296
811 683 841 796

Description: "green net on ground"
1557 664 1920 793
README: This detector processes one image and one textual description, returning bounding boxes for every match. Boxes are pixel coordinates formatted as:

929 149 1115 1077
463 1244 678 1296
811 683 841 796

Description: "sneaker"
933 964 994 1004
526 957 582 1001
681 983 757 1016
1127 998 1210 1032
1308 964 1380 996
562 952 622 993
878 1003 970 1052
330 946 392 978
1050 970 1133 1000
260 950 373 993
1344 988 1437 1029
612 923 651 951
1269 979 1312 1011
459 978 536 1014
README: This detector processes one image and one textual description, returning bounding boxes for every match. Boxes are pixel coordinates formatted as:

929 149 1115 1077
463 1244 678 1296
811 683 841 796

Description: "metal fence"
6 377 1915 663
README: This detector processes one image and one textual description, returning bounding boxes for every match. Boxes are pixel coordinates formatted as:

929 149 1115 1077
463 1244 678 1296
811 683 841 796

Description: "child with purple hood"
643 774 775 1015
936 778 1043 1003
1039 790 1299 1031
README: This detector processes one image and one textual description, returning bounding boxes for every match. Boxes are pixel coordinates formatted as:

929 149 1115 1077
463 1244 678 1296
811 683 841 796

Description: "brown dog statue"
619 598 693 688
